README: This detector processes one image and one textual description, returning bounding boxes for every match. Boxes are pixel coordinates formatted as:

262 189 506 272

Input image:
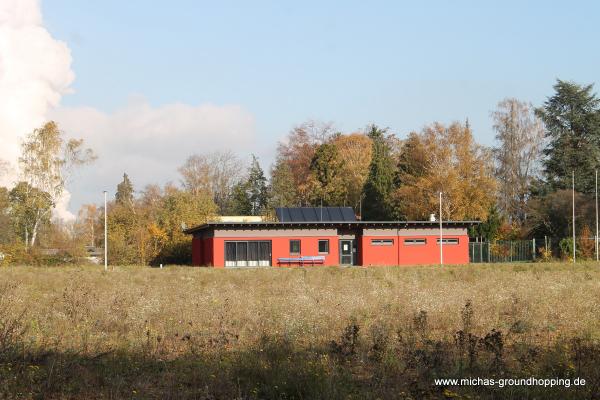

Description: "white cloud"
0 0 75 219
0 1 258 217
51 98 257 211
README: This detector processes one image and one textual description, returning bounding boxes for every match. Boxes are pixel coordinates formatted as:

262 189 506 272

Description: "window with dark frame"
224 240 271 267
404 238 426 245
371 239 394 246
290 239 301 254
318 239 329 254
436 238 459 245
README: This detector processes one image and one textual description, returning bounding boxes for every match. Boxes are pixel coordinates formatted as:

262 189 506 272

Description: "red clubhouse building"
184 207 477 267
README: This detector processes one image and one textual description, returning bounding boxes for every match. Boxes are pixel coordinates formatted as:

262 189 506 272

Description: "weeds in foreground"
0 264 600 399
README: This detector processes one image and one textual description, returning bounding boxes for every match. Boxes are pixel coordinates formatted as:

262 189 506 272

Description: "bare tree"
75 204 100 247
492 98 545 224
178 150 243 213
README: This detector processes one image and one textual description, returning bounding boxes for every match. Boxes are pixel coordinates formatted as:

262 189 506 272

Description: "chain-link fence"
469 237 600 263
469 240 537 263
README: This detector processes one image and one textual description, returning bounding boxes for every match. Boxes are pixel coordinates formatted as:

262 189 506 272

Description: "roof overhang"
184 220 481 235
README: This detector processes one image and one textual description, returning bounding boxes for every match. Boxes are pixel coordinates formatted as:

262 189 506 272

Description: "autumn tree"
155 188 217 264
392 122 496 221
362 125 396 220
274 121 335 205
307 142 347 206
333 133 372 210
536 80 600 193
115 173 134 207
106 200 139 265
8 182 53 248
492 98 545 224
18 121 95 248
178 151 242 213
269 157 297 208
0 187 15 245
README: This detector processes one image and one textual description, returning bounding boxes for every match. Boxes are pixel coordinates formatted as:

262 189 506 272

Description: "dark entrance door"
340 240 354 265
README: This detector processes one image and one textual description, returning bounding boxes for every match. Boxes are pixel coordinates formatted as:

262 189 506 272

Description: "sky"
2 0 600 216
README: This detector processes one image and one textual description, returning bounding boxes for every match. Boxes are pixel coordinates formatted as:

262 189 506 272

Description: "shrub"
577 225 595 260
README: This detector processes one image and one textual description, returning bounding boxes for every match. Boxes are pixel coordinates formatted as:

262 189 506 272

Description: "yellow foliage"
393 122 496 221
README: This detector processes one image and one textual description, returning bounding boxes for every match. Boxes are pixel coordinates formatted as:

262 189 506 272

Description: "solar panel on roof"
275 207 357 222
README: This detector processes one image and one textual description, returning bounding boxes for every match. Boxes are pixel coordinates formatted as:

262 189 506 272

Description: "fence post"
510 241 513 262
479 241 482 263
487 242 491 263
532 238 536 261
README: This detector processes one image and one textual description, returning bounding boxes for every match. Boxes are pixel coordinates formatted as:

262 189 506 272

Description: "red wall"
272 236 339 267
399 235 468 265
362 235 469 266
207 236 340 267
192 238 203 266
193 232 469 267
360 236 399 266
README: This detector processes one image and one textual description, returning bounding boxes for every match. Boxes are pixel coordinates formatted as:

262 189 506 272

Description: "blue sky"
35 0 600 211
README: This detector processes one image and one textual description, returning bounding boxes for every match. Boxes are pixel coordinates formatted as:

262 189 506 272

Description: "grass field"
1 263 600 399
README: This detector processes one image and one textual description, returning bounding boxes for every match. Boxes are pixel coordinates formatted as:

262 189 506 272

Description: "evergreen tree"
361 125 396 220
469 205 503 241
230 181 252 215
230 156 268 216
536 80 600 193
115 173 134 207
247 155 268 215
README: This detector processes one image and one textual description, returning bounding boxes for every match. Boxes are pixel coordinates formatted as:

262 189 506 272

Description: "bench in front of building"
277 256 325 266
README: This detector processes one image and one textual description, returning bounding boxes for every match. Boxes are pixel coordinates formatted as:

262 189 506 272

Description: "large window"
437 238 459 245
225 241 271 267
290 240 301 255
371 239 394 246
318 239 329 254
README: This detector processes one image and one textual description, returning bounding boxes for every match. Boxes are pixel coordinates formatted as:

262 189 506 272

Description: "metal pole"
596 170 599 261
320 198 323 221
104 191 108 271
573 171 576 263
439 191 443 266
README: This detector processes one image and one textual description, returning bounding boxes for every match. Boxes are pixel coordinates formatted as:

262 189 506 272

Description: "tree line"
1 79 599 265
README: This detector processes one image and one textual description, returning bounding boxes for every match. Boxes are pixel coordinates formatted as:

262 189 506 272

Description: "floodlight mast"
439 191 443 266
104 190 108 271
572 171 576 263
595 170 599 261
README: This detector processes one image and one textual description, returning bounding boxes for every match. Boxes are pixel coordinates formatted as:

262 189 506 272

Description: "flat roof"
184 220 480 234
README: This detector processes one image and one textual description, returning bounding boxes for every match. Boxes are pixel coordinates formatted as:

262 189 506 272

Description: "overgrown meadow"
1 263 600 399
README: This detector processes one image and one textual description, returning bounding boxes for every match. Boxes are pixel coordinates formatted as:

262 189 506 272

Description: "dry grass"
1 263 600 399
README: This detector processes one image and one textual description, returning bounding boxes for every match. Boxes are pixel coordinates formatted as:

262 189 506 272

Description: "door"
340 240 353 265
